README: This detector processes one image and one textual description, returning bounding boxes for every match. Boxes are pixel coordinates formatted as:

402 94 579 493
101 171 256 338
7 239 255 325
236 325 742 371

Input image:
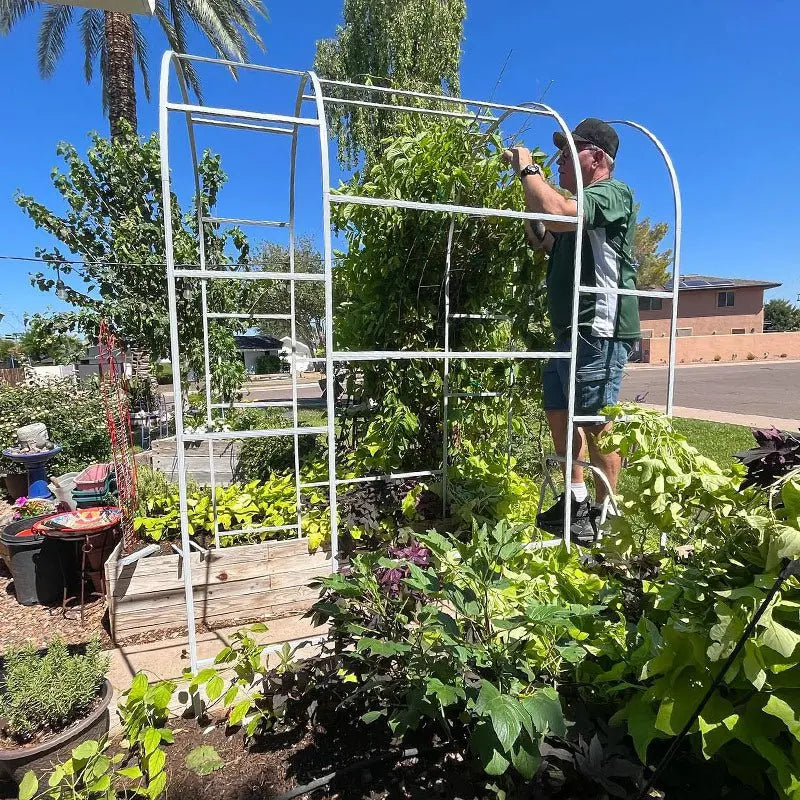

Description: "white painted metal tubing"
449 313 509 320
167 103 319 127
183 426 328 441
448 391 502 398
336 469 442 487
159 50 201 671
206 312 292 320
202 216 289 228
302 94 496 122
172 52 306 76
329 193 578 224
332 350 571 361
191 116 294 135
306 70 340 574
578 286 673 299
606 119 682 416
173 269 325 281
209 401 295 409
316 78 553 117
116 544 160 567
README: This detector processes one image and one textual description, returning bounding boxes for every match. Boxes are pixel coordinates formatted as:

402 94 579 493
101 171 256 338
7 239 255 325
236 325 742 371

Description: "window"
717 290 735 308
731 328 746 334
640 329 653 339
639 297 663 311
677 327 693 337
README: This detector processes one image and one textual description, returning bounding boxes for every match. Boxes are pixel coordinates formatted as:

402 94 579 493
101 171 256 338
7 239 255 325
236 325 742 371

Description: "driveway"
621 361 800 421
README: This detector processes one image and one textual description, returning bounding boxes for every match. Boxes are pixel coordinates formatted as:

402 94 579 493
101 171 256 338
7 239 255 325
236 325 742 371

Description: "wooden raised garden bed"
104 539 330 640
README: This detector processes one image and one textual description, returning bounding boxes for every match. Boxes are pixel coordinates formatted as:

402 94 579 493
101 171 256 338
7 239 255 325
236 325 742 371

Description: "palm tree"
0 0 267 137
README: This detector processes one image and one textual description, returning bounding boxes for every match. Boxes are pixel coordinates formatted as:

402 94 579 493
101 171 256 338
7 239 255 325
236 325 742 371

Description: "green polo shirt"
547 178 640 340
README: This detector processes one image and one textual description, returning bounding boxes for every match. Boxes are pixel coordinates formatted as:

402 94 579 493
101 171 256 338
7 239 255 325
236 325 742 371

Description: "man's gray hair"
604 151 615 174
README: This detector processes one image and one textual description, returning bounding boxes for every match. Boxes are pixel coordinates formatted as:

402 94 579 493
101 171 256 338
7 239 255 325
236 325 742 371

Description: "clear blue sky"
1 0 798 336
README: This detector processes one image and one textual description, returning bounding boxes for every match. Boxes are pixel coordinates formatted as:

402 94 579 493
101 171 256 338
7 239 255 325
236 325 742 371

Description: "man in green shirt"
503 118 639 542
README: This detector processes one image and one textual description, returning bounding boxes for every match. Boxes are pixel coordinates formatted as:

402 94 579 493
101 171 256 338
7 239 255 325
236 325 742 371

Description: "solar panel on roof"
707 279 735 287
683 279 711 287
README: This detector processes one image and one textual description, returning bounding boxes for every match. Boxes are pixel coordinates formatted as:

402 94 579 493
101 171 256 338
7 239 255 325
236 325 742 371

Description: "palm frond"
155 0 202 99
79 8 103 84
176 0 241 62
37 3 74 79
132 17 151 100
0 0 39 35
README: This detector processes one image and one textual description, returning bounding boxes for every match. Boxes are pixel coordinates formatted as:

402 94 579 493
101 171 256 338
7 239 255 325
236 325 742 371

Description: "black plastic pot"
1 516 66 606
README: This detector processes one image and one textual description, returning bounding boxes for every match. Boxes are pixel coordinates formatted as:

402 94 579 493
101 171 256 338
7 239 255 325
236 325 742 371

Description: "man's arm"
524 220 554 253
503 147 578 232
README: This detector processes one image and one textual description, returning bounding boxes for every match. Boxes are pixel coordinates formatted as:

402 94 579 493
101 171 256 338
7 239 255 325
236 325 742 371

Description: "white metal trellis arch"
157 51 681 671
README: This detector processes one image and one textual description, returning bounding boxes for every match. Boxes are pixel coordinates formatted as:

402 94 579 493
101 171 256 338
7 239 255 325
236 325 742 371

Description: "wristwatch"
519 163 542 179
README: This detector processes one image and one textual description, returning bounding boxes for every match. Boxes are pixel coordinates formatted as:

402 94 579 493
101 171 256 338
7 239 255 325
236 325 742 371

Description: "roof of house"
665 274 782 291
234 334 283 351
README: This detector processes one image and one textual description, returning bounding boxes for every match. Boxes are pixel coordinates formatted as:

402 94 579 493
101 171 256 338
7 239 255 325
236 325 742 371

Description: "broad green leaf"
763 692 800 742
425 678 465 707
185 745 225 776
510 737 541 780
128 672 149 700
143 727 161 756
18 771 38 800
147 747 166 778
758 613 800 659
521 688 565 738
147 769 167 799
621 694 663 762
229 699 252 727
206 675 225 702
192 668 217 685
88 775 112 793
361 710 386 724
485 694 526 752
743 640 767 691
470 721 510 776
118 766 144 779
73 739 100 760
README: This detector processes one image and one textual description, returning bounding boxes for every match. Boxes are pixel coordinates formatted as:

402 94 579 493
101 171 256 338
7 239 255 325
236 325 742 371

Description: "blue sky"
1 0 798 336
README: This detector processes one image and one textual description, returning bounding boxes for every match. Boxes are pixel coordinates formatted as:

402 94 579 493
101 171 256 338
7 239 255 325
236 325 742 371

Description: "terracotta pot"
0 679 113 784
3 473 27 501
84 527 121 594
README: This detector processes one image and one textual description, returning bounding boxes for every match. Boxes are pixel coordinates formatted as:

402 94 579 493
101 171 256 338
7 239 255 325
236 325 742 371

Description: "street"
620 361 800 420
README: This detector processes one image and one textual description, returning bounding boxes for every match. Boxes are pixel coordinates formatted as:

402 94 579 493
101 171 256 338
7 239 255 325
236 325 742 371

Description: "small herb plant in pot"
0 637 111 784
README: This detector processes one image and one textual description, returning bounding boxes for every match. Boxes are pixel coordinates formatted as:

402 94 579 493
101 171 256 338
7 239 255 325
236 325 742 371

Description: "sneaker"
537 494 595 544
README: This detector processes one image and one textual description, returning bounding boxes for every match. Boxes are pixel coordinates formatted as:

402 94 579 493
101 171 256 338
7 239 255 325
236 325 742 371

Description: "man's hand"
502 146 533 175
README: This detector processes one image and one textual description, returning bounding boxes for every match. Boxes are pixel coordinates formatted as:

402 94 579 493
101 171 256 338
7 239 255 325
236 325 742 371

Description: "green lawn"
670 417 755 468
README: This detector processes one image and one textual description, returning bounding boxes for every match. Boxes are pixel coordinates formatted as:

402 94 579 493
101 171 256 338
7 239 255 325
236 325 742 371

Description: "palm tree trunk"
104 11 137 136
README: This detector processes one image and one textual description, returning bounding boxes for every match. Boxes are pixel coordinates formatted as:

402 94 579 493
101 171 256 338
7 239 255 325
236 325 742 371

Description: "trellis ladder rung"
202 216 289 228
207 313 292 320
328 193 578 224
301 94 496 122
300 469 442 490
578 285 673 299
449 313 509 320
209 401 295 409
173 269 325 281
167 102 319 127
191 116 294 135
182 426 328 441
447 391 502 398
332 350 572 361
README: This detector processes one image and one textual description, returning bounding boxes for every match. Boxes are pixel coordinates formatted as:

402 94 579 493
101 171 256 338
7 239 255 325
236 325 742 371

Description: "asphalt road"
620 361 800 419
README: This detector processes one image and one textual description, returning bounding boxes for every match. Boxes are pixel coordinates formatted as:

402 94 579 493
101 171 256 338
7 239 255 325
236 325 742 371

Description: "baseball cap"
553 118 619 160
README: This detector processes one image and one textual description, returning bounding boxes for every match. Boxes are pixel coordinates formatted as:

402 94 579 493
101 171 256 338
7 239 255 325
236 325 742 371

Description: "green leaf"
620 694 662 762
228 699 252 727
206 675 224 702
763 692 800 742
510 737 541 780
128 672 149 700
470 721 511 776
147 769 167 799
361 710 386 724
73 739 100 760
18 771 38 800
147 747 167 778
143 727 161 756
759 613 800 658
425 678 465 707
521 688 565 738
118 765 144 779
185 745 225 776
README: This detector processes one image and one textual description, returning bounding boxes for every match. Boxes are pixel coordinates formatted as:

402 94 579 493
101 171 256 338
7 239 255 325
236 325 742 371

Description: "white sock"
570 483 588 502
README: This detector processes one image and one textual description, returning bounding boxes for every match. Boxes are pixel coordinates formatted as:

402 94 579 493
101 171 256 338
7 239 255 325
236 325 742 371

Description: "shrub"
713 354 721 361
155 362 173 385
0 380 110 475
254 353 284 375
746 351 756 360
0 638 109 742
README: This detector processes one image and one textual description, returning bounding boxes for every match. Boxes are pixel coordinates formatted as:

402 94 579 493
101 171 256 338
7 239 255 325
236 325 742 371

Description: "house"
279 337 314 374
639 274 781 339
234 334 283 374
636 274 800 364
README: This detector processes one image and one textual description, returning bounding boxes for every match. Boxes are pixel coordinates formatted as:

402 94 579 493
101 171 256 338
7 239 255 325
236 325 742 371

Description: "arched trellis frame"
156 51 681 670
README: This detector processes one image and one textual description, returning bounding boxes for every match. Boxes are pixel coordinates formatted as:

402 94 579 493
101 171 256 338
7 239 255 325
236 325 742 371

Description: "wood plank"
112 584 319 636
108 551 330 596
113 563 325 612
